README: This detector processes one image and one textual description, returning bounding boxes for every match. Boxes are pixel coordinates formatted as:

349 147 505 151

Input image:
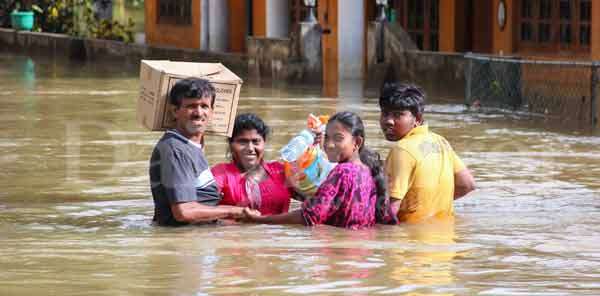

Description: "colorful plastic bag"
281 114 336 196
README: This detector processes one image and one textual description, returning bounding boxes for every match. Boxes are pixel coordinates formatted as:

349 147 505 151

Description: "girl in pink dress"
242 111 396 229
211 113 292 215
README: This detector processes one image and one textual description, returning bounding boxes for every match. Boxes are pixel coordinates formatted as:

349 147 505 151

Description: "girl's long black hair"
328 111 396 224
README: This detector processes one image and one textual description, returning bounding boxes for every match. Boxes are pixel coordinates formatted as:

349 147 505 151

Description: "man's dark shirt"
150 130 220 226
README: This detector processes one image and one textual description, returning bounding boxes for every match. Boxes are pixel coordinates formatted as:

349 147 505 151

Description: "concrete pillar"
299 22 322 83
266 0 289 38
200 0 229 51
366 21 382 68
208 0 228 52
200 0 208 50
338 1 364 79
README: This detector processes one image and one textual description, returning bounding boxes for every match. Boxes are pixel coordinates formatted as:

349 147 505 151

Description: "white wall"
200 0 209 50
200 0 229 51
208 0 229 52
338 1 364 79
266 0 289 38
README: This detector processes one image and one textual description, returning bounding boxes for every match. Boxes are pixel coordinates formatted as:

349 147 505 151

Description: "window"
518 0 591 52
157 0 192 25
579 0 591 46
538 0 552 43
392 0 439 51
521 0 534 41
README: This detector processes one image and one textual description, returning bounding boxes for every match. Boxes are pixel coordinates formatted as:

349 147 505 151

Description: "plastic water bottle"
280 129 315 162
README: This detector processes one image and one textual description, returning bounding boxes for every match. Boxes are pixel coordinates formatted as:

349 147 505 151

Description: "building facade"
383 0 600 60
145 0 368 81
144 0 600 85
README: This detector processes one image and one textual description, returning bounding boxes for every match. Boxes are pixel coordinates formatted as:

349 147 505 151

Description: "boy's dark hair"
378 82 426 118
228 113 271 143
169 78 216 108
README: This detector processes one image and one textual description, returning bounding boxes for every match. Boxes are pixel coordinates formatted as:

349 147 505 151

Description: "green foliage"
491 80 502 96
33 0 76 33
31 4 43 13
31 0 135 42
91 18 134 43
124 0 143 8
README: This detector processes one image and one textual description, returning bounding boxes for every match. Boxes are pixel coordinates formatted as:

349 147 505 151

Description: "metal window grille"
157 0 192 26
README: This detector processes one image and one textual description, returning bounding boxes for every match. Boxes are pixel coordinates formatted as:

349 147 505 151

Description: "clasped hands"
228 207 262 222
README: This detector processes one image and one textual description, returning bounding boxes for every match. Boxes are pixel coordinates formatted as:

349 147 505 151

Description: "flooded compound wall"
465 55 599 127
246 37 294 83
388 50 467 102
0 27 323 85
521 63 595 125
246 25 322 85
0 28 248 78
366 23 599 127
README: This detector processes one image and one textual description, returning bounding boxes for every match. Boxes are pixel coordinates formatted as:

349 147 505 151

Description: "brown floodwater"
1 51 600 295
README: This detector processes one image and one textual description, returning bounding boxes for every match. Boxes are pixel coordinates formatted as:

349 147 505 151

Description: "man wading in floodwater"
379 83 476 224
149 78 257 226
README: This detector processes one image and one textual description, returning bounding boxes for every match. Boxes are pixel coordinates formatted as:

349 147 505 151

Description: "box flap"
141 60 171 72
142 60 243 83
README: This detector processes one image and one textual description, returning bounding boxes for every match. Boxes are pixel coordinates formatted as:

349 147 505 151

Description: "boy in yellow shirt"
379 83 475 223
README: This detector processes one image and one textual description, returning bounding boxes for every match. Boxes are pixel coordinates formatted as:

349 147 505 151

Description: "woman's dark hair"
328 111 394 224
379 82 426 118
169 78 216 108
228 113 271 143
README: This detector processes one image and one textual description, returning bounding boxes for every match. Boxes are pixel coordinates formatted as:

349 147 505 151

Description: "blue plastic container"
10 11 34 31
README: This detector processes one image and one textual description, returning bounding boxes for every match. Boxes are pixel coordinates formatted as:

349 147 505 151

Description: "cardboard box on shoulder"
137 60 243 137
